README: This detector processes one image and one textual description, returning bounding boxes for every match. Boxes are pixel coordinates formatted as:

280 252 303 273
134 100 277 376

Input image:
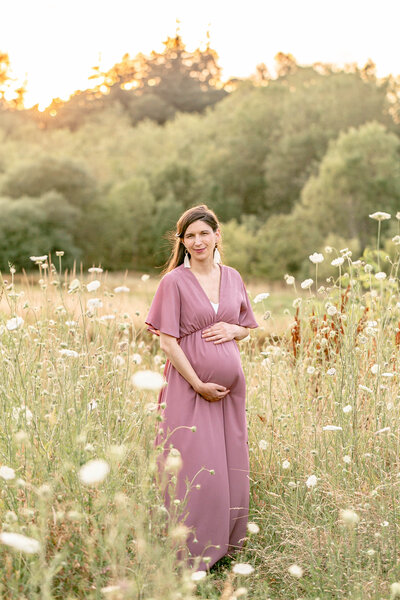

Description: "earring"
184 250 191 268
213 247 221 265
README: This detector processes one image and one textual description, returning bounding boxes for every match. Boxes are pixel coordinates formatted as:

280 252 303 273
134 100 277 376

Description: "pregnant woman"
146 204 258 571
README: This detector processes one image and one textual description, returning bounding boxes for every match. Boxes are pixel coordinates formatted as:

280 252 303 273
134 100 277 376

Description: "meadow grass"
1 246 400 599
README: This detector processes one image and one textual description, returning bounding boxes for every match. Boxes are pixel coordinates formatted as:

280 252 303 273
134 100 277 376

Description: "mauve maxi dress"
145 263 258 570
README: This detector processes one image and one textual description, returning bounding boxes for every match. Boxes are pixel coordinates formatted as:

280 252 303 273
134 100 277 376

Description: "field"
1 252 400 600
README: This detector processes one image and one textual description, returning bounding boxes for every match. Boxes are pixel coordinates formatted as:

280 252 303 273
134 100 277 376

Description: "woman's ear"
215 229 221 243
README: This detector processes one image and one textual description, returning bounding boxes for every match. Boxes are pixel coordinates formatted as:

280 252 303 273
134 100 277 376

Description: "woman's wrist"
233 325 249 340
193 378 205 394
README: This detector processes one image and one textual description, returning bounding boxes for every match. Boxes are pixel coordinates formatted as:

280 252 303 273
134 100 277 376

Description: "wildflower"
101 585 122 595
12 406 33 424
309 252 324 264
331 257 344 267
381 520 389 527
340 509 360 525
359 384 373 393
191 571 207 582
87 400 98 411
131 370 165 391
59 349 79 358
340 248 352 258
29 255 47 262
288 481 297 488
327 368 336 376
113 355 125 367
141 274 150 282
0 532 40 554
0 466 16 480
323 425 342 431
392 236 400 245
293 298 302 308
65 320 77 327
131 353 142 365
87 280 100 292
254 293 270 303
369 212 391 221
114 286 130 293
390 582 400 599
288 564 303 578
325 246 333 253
232 563 254 575
366 549 376 556
247 522 260 534
382 372 394 378
300 278 313 289
343 405 352 413
258 440 267 450
78 459 110 485
6 317 24 331
306 474 317 488
282 460 291 470
170 524 190 542
343 455 351 464
371 364 379 375
307 366 315 375
327 305 337 316
88 267 103 273
375 427 390 435
164 448 183 474
284 274 295 285
375 272 387 280
68 278 80 292
87 298 103 310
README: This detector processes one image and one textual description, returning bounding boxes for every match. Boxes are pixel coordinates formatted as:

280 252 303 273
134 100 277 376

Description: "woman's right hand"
196 382 230 402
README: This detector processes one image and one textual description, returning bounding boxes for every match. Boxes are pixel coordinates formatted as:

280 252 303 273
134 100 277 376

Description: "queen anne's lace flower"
0 532 40 554
369 212 391 221
309 252 324 264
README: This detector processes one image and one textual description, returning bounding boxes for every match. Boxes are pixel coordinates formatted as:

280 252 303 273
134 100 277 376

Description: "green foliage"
0 192 80 270
300 121 400 248
97 177 156 269
0 60 399 275
264 69 395 215
221 217 260 274
1 156 97 207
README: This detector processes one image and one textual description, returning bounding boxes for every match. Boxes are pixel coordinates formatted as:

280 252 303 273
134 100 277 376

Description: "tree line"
0 37 400 279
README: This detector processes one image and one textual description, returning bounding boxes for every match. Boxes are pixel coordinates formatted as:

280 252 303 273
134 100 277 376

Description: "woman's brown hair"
162 204 222 274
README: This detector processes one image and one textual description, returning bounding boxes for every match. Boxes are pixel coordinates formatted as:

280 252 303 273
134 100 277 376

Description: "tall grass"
1 235 400 599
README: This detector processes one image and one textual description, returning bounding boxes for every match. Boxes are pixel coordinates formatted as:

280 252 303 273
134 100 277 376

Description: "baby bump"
180 331 244 389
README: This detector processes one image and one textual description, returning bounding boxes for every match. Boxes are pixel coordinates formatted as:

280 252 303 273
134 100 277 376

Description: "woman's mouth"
194 248 206 253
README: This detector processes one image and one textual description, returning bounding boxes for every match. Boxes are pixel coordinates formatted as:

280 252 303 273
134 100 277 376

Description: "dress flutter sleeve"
239 279 259 329
145 274 181 338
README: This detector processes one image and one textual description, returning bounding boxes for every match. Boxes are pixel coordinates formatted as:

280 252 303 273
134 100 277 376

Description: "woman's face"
183 220 220 264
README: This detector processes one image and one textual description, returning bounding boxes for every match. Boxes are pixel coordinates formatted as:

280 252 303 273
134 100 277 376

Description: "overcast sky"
1 0 399 108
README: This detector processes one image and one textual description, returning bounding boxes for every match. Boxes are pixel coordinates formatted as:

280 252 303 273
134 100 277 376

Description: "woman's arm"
159 333 230 402
202 323 249 344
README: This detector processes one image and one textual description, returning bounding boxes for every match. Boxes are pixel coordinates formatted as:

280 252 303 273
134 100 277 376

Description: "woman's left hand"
202 322 239 345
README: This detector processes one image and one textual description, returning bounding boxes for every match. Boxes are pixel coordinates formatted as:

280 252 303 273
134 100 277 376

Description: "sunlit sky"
1 0 400 109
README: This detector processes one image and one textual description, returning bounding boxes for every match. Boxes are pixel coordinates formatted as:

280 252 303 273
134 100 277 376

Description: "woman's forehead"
185 220 214 235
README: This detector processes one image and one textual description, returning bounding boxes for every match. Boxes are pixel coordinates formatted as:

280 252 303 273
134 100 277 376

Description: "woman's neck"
190 259 218 276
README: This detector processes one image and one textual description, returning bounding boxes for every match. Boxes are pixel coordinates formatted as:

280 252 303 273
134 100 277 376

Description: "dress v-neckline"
186 264 223 317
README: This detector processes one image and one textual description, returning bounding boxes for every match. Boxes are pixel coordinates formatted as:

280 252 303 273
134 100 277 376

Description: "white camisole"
210 301 219 314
